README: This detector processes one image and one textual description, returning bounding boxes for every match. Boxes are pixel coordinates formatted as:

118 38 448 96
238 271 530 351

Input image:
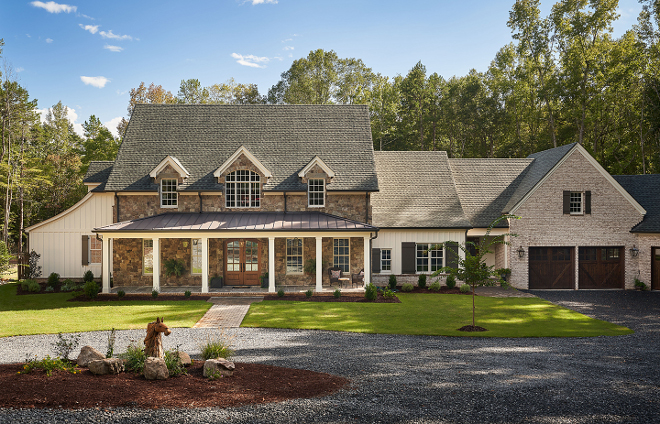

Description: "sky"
1 0 645 138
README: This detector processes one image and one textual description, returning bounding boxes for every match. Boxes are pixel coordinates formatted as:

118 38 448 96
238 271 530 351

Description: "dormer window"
226 170 260 208
308 179 325 207
160 179 178 208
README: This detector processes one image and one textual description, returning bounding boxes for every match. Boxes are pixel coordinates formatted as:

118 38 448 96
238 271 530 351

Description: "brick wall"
634 234 660 287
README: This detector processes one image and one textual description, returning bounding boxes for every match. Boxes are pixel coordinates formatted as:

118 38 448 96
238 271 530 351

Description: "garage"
528 247 575 289
578 247 624 289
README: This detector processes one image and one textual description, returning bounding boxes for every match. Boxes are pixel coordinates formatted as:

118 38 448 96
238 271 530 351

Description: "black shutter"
585 191 591 214
401 242 416 274
82 235 89 266
446 242 459 270
371 248 381 273
563 191 571 214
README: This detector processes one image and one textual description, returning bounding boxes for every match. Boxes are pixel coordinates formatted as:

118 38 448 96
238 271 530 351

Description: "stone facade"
113 238 153 287
159 239 201 287
508 149 645 290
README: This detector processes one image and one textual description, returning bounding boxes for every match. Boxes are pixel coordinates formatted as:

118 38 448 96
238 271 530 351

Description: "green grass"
241 293 633 337
0 283 212 337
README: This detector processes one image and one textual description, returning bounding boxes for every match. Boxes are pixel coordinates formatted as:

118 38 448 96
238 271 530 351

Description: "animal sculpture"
144 317 171 358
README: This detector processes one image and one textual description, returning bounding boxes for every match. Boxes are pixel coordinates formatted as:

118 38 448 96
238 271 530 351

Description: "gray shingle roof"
104 104 378 193
613 174 660 233
449 158 533 228
372 151 472 228
503 143 577 213
83 161 114 183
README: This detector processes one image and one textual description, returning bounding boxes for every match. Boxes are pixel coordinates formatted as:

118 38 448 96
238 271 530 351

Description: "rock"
177 351 192 366
77 346 105 367
144 357 169 380
203 358 235 378
88 358 124 375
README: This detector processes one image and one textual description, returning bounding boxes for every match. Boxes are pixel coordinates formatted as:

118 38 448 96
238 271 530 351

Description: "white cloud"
104 45 123 52
282 38 292 43
99 30 133 41
284 46 294 51
79 13 94 20
104 117 122 138
231 53 269 68
80 76 110 88
45 38 53 43
36 106 84 137
249 0 278 4
16 67 24 73
79 24 99 34
31 1 76 13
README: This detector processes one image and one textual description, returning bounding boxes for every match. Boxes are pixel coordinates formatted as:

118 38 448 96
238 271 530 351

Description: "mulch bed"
263 293 401 303
0 361 349 409
402 286 473 295
68 294 213 302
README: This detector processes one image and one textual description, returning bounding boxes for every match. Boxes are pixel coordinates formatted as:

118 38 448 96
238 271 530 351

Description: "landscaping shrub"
460 283 471 293
277 289 285 297
117 290 126 299
120 342 146 373
106 328 116 358
27 250 42 279
83 281 99 299
152 290 159 298
445 274 457 289
28 280 41 292
401 283 414 292
333 289 341 298
52 333 80 361
61 279 76 292
45 286 54 293
388 275 397 290
635 278 648 290
418 274 427 289
83 270 94 283
199 333 234 360
429 281 441 291
47 272 60 289
364 283 377 301
184 290 192 298
19 355 76 376
20 279 32 291
164 347 187 377
164 259 185 277
305 289 313 298
383 287 396 299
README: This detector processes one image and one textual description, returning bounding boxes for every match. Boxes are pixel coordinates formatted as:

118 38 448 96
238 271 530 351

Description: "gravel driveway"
1 290 659 423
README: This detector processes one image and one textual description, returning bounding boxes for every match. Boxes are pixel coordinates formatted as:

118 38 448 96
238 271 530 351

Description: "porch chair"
328 267 343 287
351 269 365 288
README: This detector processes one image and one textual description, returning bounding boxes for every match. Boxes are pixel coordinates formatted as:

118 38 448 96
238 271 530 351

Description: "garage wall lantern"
629 245 639 258
517 247 525 258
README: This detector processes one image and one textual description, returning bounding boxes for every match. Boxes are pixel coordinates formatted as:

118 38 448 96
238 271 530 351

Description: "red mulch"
402 286 473 295
0 361 349 409
263 293 401 303
458 325 488 332
68 294 213 302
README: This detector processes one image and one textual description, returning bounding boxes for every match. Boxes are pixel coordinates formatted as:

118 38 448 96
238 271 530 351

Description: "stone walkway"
192 297 264 328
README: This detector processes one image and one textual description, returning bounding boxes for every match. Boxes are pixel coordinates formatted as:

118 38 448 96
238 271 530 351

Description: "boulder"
88 358 124 375
77 346 105 367
177 351 192 367
144 357 169 380
203 358 235 378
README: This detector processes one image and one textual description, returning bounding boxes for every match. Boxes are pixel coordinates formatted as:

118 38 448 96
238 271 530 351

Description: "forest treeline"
1 0 659 252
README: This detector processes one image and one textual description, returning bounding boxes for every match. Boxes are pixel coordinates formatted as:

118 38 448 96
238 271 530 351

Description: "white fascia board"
213 146 272 179
93 230 375 239
149 155 190 179
298 156 335 178
467 228 510 237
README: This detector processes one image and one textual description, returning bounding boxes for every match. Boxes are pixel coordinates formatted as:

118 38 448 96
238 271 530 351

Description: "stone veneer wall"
274 237 316 286
159 239 201 287
285 194 370 224
508 149 645 290
113 238 153 287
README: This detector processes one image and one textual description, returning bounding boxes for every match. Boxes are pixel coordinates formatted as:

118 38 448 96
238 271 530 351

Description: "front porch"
108 285 367 295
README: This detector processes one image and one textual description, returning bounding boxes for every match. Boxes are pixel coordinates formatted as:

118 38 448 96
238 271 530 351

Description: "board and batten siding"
27 192 115 279
372 229 466 275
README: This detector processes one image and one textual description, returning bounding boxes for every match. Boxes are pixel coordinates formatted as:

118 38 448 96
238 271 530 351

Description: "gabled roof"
103 104 378 192
613 174 660 233
149 155 190 179
449 158 533 228
298 156 335 179
213 145 272 180
372 151 472 229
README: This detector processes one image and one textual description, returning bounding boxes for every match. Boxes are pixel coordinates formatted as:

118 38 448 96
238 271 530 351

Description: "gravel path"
1 291 660 423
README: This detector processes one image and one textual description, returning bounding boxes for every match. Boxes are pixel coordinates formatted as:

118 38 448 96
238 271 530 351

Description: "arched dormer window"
226 170 260 208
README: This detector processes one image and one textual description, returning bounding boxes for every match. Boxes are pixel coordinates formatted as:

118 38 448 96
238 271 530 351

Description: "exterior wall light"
630 246 639 258
517 247 525 258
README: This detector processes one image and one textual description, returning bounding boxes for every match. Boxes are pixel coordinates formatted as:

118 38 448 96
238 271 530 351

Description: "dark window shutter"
82 235 89 266
401 242 416 274
563 191 570 214
585 191 591 214
371 248 381 273
446 242 459 270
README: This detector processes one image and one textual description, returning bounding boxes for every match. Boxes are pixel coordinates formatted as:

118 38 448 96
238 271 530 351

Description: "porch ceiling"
93 211 378 233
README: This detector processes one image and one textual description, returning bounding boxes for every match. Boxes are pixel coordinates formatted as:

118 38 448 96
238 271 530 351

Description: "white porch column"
316 236 323 292
101 236 110 293
201 236 209 293
363 236 370 285
152 237 160 292
268 237 275 293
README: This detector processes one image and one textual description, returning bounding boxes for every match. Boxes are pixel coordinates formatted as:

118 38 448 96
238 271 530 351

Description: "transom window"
416 243 443 273
333 238 350 272
191 239 202 274
160 179 178 208
308 179 325 207
381 249 392 272
286 239 303 273
143 239 154 275
226 170 260 208
570 192 582 214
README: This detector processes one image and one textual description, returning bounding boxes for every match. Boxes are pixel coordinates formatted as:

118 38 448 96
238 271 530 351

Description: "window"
191 239 202 274
333 238 350 272
570 192 582 214
90 237 102 264
416 243 443 273
381 249 392 272
308 179 325 207
226 170 260 208
160 179 178 208
286 238 303 273
143 239 154 274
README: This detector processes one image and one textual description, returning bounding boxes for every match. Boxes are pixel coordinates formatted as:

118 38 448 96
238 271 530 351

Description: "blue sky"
1 0 644 137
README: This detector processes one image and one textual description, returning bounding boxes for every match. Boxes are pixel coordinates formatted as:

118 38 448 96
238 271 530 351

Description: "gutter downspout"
283 191 287 212
365 193 369 223
198 192 203 213
369 231 378 285
114 192 119 223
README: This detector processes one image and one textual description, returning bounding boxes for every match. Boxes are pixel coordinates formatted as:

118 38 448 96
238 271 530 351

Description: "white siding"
373 229 466 275
28 193 114 279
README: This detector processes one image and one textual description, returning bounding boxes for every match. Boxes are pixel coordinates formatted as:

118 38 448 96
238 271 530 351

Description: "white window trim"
225 170 261 209
160 179 178 208
416 243 444 274
307 178 325 208
191 238 202 275
380 248 392 274
333 238 350 273
143 239 154 275
570 191 583 215
286 238 304 274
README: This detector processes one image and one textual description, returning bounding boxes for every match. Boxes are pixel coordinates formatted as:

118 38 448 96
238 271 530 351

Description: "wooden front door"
652 248 660 291
224 239 261 286
529 247 575 289
578 247 624 289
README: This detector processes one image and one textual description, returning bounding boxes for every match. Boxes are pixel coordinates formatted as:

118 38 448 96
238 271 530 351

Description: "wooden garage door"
529 247 575 289
578 247 623 289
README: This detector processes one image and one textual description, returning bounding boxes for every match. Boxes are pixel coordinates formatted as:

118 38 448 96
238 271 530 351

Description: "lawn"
241 293 633 337
0 283 212 337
